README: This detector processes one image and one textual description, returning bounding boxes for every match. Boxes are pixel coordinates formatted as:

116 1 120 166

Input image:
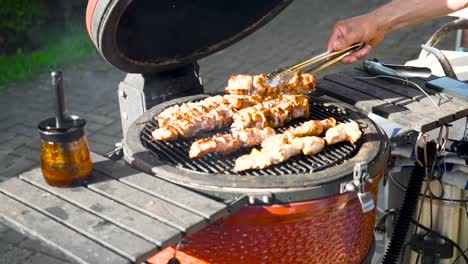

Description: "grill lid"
86 0 292 73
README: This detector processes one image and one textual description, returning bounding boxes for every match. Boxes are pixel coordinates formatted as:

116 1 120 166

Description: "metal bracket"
340 162 375 213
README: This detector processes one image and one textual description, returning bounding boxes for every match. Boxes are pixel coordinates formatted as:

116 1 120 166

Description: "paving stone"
96 121 122 137
0 229 27 245
0 246 34 264
88 141 114 155
87 133 120 147
0 222 9 233
19 238 75 263
0 158 37 181
13 146 41 162
22 253 74 264
6 125 37 138
0 135 31 151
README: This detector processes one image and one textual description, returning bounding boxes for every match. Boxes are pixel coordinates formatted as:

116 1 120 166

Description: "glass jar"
38 117 92 187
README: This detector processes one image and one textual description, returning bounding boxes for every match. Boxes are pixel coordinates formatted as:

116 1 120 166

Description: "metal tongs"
266 43 365 87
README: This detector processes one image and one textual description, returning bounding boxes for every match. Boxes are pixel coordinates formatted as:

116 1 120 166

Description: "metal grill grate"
140 100 361 176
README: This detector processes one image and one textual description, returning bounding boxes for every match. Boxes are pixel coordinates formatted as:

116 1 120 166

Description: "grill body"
124 94 390 263
147 171 382 264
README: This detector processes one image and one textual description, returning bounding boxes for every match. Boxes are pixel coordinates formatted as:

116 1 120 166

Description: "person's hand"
327 13 387 64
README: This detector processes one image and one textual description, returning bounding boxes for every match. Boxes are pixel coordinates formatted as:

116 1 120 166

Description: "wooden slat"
20 169 182 249
0 193 130 264
317 79 437 132
346 68 468 120
87 171 206 234
325 73 458 125
91 153 228 221
0 178 158 263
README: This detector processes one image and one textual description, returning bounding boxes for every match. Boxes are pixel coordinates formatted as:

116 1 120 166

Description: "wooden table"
0 153 247 264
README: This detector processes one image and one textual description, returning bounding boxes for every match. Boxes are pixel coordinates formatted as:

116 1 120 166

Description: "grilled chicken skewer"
325 121 362 145
234 136 325 172
189 117 335 159
225 73 316 98
189 127 275 159
285 117 336 138
231 94 310 131
152 95 262 141
235 121 362 172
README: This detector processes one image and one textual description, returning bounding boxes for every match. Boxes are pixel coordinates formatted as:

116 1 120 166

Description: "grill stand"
118 63 203 139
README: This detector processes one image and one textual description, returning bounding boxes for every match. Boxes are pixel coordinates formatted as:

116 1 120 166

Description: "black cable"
452 248 468 264
409 219 468 263
388 173 468 203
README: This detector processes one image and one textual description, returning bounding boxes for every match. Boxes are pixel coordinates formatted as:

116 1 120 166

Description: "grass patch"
0 26 96 90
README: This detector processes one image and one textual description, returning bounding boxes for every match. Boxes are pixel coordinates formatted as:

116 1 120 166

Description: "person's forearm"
372 0 468 34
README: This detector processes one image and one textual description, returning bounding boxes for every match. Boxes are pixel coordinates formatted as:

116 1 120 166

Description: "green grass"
0 26 97 91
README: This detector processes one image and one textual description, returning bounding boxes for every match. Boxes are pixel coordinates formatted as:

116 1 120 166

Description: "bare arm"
328 0 468 63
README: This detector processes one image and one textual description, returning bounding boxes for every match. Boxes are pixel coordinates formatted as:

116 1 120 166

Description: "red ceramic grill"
85 1 390 263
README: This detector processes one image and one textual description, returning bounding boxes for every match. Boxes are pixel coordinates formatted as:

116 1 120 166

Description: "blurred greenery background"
0 0 96 90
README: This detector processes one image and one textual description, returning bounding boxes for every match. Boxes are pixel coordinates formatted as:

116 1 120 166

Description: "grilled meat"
234 145 301 172
285 117 336 138
234 136 325 172
291 136 325 155
153 95 262 141
189 127 276 159
225 73 316 98
231 94 310 131
325 121 362 145
234 117 333 171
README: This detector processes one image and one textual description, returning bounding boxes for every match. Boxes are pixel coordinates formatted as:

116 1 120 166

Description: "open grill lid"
86 0 292 73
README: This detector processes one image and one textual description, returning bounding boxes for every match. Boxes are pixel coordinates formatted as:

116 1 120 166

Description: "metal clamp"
340 162 375 213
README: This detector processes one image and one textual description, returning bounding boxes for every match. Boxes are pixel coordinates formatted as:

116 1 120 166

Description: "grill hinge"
340 162 375 213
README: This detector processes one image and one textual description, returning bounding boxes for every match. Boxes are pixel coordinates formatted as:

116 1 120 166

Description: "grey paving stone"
0 158 37 181
22 253 74 264
0 222 9 233
13 147 41 162
19 238 75 263
0 229 27 245
0 247 34 264
0 243 13 255
87 133 119 147
0 135 31 151
6 125 37 138
95 121 122 138
86 122 106 133
88 141 114 155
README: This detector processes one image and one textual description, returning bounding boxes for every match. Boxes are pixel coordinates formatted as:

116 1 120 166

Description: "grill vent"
141 101 361 176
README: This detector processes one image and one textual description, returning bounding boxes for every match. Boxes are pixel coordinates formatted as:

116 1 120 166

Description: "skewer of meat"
156 95 262 127
225 73 316 98
325 121 362 145
234 120 361 172
231 94 310 131
285 117 336 138
189 127 275 158
152 95 262 141
234 136 325 172
189 117 334 159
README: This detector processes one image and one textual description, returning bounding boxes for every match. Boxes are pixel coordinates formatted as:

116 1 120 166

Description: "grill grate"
140 100 361 176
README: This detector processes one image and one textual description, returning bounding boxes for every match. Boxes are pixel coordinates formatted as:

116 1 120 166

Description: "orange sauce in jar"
40 136 92 187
